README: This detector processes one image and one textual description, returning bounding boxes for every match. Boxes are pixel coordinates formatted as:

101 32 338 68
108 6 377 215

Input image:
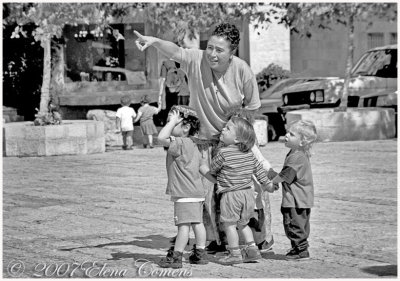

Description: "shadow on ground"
59 234 171 252
361 265 397 277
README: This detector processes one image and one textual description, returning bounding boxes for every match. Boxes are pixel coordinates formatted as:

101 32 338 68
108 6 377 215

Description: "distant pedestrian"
134 95 162 149
157 105 214 268
209 117 273 265
267 119 318 260
116 95 136 150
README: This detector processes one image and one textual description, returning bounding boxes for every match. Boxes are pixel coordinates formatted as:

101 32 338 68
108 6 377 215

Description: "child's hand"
263 182 275 193
115 129 121 134
168 109 183 124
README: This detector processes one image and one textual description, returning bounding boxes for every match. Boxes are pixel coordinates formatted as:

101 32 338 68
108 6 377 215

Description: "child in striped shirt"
210 116 273 265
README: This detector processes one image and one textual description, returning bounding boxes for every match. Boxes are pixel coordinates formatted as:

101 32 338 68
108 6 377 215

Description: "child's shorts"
174 201 204 226
220 188 255 226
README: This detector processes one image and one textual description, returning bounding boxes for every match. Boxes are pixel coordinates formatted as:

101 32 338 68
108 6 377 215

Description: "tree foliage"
256 63 291 90
276 3 397 109
276 3 397 37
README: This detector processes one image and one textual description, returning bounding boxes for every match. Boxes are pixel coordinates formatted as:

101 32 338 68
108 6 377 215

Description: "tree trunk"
338 12 355 110
39 35 51 114
51 43 65 105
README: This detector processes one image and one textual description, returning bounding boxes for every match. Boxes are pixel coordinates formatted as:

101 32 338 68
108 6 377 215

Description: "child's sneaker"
257 236 274 252
159 250 183 268
285 249 310 261
218 249 243 265
241 245 262 262
189 244 209 265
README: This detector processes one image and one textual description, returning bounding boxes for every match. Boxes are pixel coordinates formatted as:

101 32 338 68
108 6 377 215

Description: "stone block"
4 139 19 157
3 123 28 139
66 123 87 138
3 120 105 157
45 139 76 156
286 108 396 142
19 139 46 156
86 122 97 139
24 126 47 140
254 119 268 146
45 125 68 139
87 138 106 154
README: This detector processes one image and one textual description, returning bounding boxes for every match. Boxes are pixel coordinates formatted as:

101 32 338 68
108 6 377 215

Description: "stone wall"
3 120 105 157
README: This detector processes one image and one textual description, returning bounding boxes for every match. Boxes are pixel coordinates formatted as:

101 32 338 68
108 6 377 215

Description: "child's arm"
200 164 217 184
133 111 142 123
115 117 122 133
251 145 271 170
157 110 182 147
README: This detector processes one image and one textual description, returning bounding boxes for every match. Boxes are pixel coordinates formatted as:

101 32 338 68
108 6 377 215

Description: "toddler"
116 95 136 150
267 119 317 260
134 95 162 148
210 116 273 265
157 105 214 268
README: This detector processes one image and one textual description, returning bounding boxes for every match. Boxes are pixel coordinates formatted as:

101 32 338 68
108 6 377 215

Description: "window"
64 23 145 83
367 33 384 49
390 33 397 45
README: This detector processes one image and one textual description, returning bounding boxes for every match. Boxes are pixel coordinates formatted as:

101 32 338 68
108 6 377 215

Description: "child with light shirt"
209 116 273 265
157 105 215 269
116 95 136 150
267 119 317 260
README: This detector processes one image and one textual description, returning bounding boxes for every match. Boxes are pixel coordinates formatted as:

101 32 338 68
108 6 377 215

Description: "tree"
274 3 397 110
256 63 291 92
3 3 282 120
3 3 106 118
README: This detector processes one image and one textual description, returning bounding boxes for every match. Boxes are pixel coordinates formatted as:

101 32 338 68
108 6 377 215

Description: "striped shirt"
210 145 270 194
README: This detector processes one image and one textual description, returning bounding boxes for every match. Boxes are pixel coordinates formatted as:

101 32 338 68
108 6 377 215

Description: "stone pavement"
2 139 397 278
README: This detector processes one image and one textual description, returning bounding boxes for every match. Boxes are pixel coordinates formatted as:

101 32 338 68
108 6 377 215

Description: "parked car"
258 77 323 140
279 44 397 112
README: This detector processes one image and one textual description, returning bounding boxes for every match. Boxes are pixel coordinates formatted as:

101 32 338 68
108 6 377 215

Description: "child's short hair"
140 95 151 105
227 108 255 125
230 117 256 152
120 95 131 106
288 119 318 155
170 105 200 136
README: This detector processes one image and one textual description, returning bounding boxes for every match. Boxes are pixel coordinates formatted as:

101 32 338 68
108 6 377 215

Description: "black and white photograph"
2 2 397 278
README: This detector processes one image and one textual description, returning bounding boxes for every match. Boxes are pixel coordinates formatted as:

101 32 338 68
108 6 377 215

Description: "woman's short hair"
230 117 255 152
212 23 240 51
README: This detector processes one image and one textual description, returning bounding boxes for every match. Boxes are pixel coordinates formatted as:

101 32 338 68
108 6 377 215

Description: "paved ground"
2 139 397 278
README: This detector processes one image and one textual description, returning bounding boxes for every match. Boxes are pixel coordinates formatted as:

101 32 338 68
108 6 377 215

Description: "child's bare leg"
191 223 206 248
174 224 190 252
219 222 242 264
238 224 255 244
224 222 239 248
148 134 154 147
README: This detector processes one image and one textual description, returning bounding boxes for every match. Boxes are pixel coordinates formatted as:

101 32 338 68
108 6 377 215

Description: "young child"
267 119 318 260
134 95 162 148
210 116 273 265
116 95 136 150
157 105 213 268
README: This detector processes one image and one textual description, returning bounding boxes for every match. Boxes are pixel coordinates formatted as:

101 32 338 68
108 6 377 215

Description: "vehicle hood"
283 75 396 102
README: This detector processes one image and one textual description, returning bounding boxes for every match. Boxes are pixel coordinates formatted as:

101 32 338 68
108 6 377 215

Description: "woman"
134 23 274 253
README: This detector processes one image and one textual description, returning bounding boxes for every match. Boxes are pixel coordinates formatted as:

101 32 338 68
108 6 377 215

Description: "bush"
256 63 291 92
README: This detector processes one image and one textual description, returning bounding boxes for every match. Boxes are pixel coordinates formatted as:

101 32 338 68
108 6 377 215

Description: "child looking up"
157 105 214 268
268 119 318 260
210 117 273 265
116 95 136 150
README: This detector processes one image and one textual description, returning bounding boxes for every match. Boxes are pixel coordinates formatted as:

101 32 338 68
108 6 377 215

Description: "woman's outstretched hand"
134 30 157 51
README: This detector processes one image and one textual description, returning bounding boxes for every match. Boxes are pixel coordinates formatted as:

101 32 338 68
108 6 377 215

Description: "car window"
352 49 397 78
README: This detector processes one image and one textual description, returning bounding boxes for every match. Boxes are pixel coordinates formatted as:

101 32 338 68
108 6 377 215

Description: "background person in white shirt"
116 95 136 150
